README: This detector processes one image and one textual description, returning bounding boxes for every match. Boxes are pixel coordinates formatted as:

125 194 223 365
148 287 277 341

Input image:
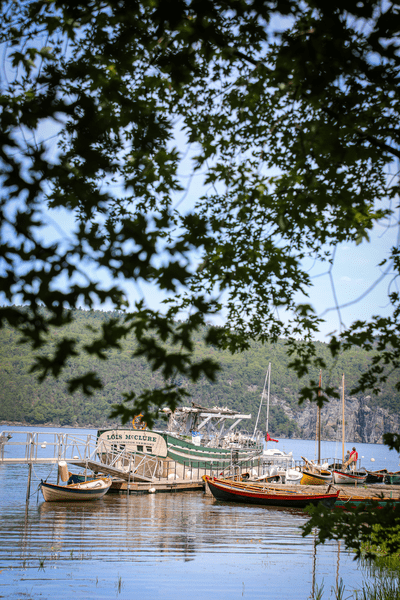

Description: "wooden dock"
73 459 205 493
110 478 204 494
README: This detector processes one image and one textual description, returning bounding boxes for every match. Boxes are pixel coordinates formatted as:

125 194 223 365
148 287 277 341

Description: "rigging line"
30 460 56 484
172 172 195 211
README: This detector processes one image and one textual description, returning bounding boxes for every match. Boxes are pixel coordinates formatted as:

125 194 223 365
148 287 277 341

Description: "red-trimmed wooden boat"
40 476 111 502
333 375 367 486
365 469 388 484
332 469 367 484
204 476 339 508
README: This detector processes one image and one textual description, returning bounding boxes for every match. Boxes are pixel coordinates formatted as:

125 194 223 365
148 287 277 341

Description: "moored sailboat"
332 374 367 485
258 362 294 464
300 371 333 486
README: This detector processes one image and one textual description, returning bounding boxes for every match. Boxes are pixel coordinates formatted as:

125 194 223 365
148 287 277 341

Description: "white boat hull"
283 469 303 485
333 470 367 484
40 477 111 502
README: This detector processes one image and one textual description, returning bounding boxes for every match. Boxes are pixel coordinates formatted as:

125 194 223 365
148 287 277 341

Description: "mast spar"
317 370 322 464
253 362 271 440
341 373 345 464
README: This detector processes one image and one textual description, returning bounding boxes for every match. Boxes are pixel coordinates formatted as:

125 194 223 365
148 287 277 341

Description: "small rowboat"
365 469 388 484
300 469 332 485
204 476 339 508
300 456 332 486
332 469 367 485
40 476 111 502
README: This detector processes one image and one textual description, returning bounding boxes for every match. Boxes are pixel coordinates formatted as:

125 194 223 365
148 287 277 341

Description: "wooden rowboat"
365 469 388 484
300 456 332 486
204 476 339 508
300 469 332 486
332 469 367 485
40 476 111 502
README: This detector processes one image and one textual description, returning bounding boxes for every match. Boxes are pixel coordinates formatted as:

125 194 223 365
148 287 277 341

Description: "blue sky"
3 12 398 347
34 137 399 346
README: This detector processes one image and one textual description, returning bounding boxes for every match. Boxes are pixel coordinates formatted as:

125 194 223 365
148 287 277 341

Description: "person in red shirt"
349 447 358 471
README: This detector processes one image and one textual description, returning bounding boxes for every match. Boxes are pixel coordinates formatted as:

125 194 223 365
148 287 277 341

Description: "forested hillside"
0 308 399 436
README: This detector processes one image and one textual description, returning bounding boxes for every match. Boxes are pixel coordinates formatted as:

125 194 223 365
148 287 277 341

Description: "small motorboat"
204 476 339 508
40 476 112 502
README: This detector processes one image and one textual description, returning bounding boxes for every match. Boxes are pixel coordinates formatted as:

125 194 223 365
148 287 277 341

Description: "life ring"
132 414 147 430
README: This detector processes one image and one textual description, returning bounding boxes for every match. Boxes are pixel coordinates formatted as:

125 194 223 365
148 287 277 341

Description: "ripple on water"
0 464 373 599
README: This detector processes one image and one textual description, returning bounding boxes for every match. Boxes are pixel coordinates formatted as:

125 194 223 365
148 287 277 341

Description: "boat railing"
0 430 99 464
0 430 268 483
95 439 163 480
217 449 274 479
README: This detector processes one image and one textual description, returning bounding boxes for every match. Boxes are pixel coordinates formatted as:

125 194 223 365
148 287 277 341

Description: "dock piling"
26 463 32 503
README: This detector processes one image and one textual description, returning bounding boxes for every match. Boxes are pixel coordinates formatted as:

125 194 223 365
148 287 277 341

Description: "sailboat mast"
265 362 271 446
342 373 345 464
253 362 271 438
317 370 322 464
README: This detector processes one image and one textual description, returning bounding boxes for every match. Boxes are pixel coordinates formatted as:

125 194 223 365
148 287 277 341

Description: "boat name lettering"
105 433 157 442
127 434 157 442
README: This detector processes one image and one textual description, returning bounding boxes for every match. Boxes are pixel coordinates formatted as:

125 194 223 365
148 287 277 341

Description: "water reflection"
3 491 312 564
0 466 373 600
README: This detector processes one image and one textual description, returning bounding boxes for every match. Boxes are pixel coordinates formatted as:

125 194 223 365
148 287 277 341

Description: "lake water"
0 426 399 600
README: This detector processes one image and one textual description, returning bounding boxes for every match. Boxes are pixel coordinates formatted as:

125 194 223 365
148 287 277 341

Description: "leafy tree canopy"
1 0 400 559
0 0 399 431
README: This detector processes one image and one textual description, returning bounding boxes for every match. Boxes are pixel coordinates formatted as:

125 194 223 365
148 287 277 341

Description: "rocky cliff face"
270 394 400 443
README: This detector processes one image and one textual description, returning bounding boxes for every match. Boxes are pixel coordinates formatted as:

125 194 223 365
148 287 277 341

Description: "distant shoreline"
0 420 98 430
0 421 389 446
